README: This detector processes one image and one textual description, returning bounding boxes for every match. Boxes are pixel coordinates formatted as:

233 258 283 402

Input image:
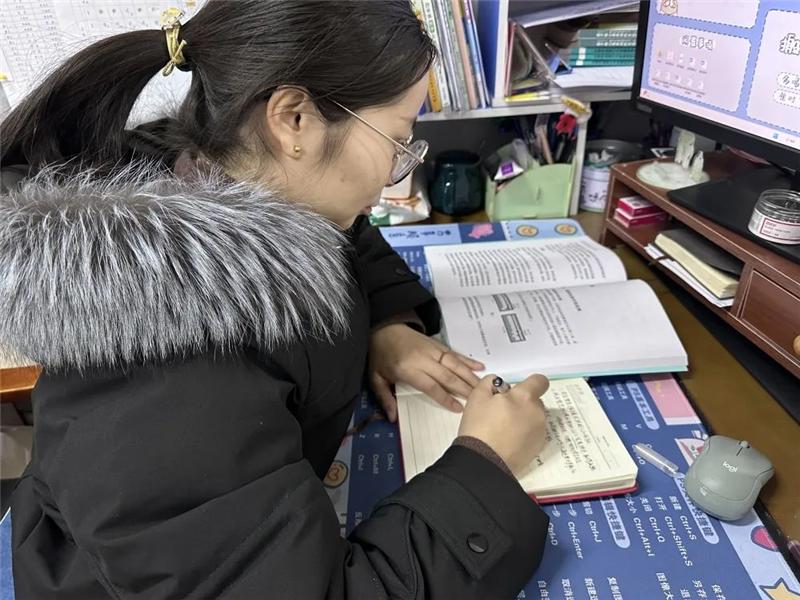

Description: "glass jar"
747 189 800 245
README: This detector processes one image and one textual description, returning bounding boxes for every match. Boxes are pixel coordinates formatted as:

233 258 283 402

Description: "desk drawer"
740 271 800 363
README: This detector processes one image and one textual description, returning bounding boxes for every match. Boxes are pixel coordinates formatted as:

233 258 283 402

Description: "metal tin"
747 189 800 245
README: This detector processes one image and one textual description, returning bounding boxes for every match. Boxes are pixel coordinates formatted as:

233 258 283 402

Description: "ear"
264 86 323 159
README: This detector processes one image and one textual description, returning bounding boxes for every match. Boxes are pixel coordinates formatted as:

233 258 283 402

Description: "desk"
0 366 40 404
332 215 800 596
4 212 798 539
429 210 800 543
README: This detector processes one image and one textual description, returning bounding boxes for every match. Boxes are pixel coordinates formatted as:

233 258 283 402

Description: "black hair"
0 0 435 172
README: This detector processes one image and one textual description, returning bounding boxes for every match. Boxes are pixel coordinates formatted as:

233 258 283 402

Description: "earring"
293 145 301 154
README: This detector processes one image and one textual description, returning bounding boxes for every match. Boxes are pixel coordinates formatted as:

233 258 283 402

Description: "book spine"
570 59 635 66
451 0 479 110
438 0 470 111
426 70 443 112
578 30 637 41
420 0 452 111
431 0 462 111
474 0 508 106
568 48 636 58
575 39 637 48
462 0 489 108
411 0 443 112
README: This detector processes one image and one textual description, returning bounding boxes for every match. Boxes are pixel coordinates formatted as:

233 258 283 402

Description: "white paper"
396 378 638 499
439 279 687 379
661 260 735 308
0 0 204 124
424 237 627 299
644 243 666 260
644 244 734 308
555 66 634 89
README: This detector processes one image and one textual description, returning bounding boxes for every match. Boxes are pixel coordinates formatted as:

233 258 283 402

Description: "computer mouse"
684 435 773 521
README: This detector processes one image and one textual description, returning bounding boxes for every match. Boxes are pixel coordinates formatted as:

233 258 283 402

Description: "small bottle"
747 189 800 245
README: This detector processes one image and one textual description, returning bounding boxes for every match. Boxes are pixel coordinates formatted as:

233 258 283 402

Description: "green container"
485 161 575 221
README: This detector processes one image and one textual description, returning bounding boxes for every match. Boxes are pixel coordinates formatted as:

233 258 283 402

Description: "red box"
613 207 669 228
617 195 664 218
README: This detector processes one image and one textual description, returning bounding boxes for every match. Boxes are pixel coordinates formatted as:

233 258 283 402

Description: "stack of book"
613 195 668 228
412 0 491 113
560 23 637 67
647 229 743 308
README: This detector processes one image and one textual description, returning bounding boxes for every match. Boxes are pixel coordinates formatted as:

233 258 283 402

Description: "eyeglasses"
331 100 428 185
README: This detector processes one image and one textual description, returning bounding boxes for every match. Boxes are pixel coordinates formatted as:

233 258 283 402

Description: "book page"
424 237 626 298
396 378 638 499
440 279 687 379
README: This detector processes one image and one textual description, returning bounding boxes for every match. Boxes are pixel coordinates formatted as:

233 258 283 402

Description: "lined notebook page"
396 386 462 481
396 378 637 498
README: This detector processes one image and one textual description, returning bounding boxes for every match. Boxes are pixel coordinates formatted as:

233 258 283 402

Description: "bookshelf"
416 88 630 121
601 153 800 379
418 87 631 214
414 0 637 213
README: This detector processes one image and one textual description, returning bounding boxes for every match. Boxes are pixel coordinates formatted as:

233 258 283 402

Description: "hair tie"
160 7 187 76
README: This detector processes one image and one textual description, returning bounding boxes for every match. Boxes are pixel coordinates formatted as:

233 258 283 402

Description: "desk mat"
322 220 800 600
1 220 796 600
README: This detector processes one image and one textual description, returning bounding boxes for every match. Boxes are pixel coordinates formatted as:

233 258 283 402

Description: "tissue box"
485 161 575 221
381 172 414 199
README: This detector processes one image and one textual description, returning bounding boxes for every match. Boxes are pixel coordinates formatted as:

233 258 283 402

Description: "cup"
430 150 484 216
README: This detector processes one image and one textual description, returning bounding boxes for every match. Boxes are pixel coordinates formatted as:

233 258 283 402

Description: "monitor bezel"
632 0 800 170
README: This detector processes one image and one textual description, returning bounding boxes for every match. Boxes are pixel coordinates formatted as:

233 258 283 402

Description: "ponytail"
0 28 174 170
1 0 436 175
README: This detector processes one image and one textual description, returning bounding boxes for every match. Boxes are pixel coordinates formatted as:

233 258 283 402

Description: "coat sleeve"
351 216 441 334
44 352 548 599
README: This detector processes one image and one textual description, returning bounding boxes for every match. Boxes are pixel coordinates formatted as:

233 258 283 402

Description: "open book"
397 378 638 503
425 235 687 379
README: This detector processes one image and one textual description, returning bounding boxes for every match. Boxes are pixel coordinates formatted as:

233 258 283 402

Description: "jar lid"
756 189 800 223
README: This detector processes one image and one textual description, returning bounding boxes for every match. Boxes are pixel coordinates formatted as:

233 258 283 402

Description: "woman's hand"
458 374 550 475
368 324 484 422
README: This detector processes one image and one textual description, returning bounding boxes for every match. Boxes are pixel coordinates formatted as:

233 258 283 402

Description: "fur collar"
0 164 352 372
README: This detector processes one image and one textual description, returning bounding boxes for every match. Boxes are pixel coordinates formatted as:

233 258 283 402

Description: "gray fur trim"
0 164 353 371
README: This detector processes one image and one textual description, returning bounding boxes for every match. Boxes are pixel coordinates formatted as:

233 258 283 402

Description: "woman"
0 1 550 598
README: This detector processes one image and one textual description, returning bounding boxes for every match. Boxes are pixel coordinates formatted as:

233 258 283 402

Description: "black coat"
1 167 548 599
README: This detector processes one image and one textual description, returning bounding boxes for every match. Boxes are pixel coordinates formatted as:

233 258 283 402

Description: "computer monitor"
632 0 800 263
633 0 800 171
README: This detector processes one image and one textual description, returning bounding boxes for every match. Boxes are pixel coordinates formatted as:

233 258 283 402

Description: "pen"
492 376 511 395
633 443 681 477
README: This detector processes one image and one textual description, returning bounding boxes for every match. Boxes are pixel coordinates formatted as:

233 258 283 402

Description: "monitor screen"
635 0 800 161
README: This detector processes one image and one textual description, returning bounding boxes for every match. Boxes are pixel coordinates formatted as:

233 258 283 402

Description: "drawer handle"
795 335 800 358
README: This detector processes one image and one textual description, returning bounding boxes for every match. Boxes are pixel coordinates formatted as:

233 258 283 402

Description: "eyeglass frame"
329 100 427 181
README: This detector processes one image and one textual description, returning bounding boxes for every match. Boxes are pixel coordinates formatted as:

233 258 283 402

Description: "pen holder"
485 160 575 221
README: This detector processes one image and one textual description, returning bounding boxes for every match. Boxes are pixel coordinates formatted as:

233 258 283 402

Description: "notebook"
424 236 687 380
396 378 638 503
654 229 742 299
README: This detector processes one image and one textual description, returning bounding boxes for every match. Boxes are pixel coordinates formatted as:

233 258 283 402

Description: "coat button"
394 267 410 276
467 533 489 554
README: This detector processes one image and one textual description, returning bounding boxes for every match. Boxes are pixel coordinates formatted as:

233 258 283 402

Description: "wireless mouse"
684 435 773 521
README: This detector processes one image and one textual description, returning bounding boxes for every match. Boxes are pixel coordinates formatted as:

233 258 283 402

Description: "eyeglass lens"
390 139 429 184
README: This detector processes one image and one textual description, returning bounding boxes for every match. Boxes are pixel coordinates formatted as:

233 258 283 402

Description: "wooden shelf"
601 153 800 378
417 88 631 122
605 219 734 322
0 365 41 403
